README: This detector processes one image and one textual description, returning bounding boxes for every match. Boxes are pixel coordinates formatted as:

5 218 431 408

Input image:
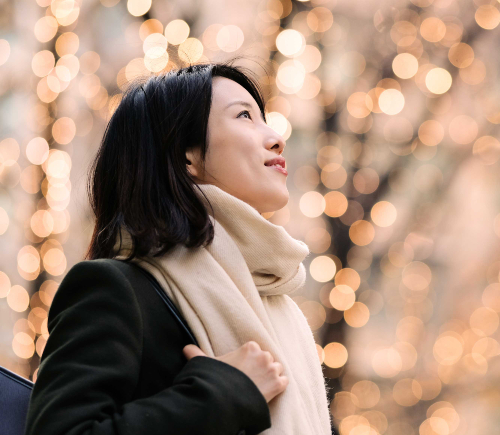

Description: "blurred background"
1 0 500 433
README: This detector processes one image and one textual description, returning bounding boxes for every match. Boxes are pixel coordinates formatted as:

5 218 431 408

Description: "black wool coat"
24 259 272 435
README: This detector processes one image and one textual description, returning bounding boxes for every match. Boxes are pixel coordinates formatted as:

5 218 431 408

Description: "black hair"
84 57 269 261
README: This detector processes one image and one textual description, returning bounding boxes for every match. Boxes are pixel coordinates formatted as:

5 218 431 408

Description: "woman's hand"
183 341 288 403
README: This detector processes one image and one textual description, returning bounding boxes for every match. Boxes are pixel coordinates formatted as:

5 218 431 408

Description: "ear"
185 149 201 179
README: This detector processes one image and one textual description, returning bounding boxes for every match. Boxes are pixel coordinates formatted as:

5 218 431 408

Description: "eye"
237 110 252 120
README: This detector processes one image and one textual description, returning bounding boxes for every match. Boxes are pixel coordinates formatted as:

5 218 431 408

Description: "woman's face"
186 77 288 214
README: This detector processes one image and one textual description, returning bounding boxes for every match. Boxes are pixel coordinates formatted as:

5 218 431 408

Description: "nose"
265 129 286 155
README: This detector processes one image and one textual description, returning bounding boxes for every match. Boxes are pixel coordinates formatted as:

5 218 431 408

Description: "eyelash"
237 110 252 120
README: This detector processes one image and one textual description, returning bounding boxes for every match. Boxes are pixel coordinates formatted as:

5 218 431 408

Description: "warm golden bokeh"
324 191 348 218
392 53 419 79
371 201 397 227
127 0 152 17
349 220 375 246
0 39 10 66
2 1 500 433
425 67 452 94
310 255 337 283
329 285 355 311
334 268 360 292
378 89 405 115
324 342 348 368
164 19 190 45
344 302 370 328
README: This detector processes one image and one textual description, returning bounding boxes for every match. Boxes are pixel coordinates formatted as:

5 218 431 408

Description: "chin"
259 191 289 214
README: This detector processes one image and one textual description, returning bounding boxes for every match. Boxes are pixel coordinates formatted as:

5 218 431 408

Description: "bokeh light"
2 1 499 433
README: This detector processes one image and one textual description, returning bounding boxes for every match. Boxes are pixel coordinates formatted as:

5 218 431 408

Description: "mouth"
265 164 288 176
264 156 286 169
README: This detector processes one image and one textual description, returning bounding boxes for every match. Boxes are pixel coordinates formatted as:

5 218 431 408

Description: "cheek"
206 126 262 178
212 156 262 186
212 142 256 171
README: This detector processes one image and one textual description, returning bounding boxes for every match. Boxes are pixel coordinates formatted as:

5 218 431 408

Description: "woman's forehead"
212 77 255 106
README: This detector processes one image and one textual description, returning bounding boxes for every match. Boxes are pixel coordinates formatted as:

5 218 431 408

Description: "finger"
183 344 206 360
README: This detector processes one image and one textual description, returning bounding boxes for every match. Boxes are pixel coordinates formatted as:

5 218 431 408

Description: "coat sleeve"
24 260 271 435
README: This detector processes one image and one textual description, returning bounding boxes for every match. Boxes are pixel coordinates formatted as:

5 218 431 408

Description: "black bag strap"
114 260 199 347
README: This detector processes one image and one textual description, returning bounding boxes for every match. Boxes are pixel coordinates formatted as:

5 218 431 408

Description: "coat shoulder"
47 259 142 330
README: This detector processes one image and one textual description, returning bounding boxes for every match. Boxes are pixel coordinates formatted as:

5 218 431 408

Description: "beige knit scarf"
114 183 332 434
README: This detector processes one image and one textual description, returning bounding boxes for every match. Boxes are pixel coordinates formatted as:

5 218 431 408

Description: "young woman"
24 60 332 435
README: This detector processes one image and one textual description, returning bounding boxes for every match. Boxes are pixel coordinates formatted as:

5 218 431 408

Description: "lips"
266 164 288 176
264 156 286 169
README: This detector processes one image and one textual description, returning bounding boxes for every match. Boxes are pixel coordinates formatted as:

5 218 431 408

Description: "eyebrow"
225 100 266 122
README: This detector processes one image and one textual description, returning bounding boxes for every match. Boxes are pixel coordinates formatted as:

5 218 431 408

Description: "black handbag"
0 365 33 435
0 260 197 435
